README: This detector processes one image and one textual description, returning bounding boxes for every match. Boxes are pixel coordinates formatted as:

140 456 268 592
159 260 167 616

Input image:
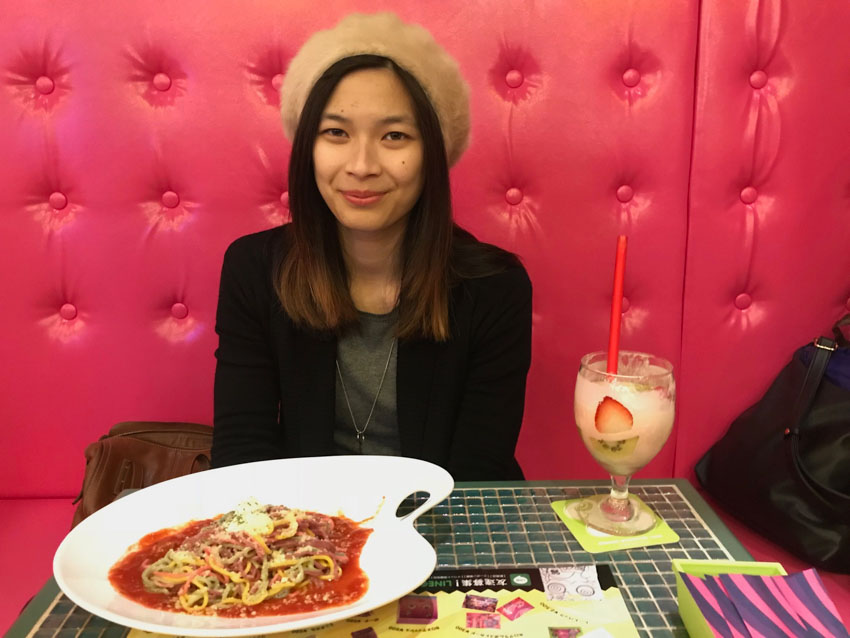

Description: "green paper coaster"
552 496 680 553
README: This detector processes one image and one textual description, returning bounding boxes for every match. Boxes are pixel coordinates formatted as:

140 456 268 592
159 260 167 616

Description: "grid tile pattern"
24 483 733 638
414 485 734 637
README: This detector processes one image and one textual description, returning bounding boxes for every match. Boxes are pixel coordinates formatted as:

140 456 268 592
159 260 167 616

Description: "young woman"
211 13 532 480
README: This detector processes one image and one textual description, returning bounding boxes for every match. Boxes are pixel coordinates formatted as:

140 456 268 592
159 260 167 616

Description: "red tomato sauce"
108 514 372 617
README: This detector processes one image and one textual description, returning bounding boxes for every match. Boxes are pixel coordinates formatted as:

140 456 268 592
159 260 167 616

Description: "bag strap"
833 314 850 348
785 336 850 507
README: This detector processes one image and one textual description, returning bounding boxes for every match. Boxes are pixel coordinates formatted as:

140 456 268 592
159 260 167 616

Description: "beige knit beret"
280 12 470 166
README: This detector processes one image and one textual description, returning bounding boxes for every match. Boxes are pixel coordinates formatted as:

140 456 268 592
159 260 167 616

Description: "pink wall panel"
0 0 701 496
678 0 850 478
2 0 848 499
445 1 698 479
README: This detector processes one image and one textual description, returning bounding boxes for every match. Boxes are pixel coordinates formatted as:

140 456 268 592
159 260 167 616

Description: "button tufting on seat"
749 70 768 89
621 296 631 312
161 191 180 208
49 192 68 210
740 187 758 204
36 76 55 95
735 293 752 310
505 70 524 88
272 73 285 91
279 191 289 207
60 303 77 320
616 185 634 203
505 188 523 205
153 73 172 91
171 302 188 319
622 68 641 87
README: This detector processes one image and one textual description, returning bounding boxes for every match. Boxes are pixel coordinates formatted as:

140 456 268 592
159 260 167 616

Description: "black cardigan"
211 225 532 480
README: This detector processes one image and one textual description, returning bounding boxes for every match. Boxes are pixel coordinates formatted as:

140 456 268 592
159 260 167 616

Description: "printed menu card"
130 565 639 637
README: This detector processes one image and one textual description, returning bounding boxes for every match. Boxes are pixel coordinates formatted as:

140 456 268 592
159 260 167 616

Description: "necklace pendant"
336 338 395 457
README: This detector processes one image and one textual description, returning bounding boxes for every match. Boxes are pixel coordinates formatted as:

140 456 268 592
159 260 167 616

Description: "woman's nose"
345 139 380 177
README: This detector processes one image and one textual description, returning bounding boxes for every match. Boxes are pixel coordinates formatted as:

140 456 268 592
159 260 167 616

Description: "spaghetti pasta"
109 499 371 615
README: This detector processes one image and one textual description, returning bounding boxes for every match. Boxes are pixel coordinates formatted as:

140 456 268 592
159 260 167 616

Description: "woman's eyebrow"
378 115 415 125
321 113 415 125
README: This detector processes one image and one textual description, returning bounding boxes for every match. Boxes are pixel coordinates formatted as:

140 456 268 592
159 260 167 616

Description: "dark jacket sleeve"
211 232 284 467
447 265 533 480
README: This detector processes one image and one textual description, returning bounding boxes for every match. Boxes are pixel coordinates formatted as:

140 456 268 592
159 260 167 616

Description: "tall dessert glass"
574 350 675 535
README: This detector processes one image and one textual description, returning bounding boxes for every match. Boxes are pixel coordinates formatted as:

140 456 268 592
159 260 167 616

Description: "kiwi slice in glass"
588 435 639 460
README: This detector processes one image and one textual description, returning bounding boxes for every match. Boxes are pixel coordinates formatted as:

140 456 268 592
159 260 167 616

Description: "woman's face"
313 67 425 242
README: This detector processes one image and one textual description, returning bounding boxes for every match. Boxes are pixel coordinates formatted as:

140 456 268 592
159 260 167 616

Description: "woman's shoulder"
450 226 531 294
223 224 292 270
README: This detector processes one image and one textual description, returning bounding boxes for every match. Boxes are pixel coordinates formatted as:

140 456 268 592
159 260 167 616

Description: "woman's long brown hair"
278 55 454 341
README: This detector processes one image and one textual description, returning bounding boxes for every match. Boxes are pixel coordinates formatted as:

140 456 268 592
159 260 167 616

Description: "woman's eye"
384 131 408 142
321 128 347 138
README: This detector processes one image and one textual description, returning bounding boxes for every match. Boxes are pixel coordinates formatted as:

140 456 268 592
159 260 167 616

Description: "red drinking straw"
607 235 628 374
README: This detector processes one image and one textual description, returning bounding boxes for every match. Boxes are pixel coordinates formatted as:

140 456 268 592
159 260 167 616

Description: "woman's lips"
341 190 385 206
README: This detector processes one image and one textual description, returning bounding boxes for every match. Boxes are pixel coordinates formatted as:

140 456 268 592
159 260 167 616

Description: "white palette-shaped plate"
54 455 454 636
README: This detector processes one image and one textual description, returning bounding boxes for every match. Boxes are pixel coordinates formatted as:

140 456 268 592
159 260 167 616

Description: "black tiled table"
12 479 749 638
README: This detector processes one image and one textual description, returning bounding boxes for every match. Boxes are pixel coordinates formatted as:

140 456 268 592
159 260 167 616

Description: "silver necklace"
336 338 396 454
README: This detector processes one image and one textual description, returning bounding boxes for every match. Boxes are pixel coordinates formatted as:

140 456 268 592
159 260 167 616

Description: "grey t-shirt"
333 309 401 455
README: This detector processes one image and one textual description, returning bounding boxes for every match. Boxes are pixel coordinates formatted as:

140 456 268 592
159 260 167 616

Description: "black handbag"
695 315 850 573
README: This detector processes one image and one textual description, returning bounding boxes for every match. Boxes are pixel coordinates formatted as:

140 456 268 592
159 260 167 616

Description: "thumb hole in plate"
395 491 431 519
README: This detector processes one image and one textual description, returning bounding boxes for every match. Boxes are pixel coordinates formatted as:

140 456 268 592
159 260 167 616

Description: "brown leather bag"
72 421 213 527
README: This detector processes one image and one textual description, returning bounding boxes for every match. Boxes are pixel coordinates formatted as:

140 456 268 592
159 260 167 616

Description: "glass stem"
611 474 630 499
601 474 634 522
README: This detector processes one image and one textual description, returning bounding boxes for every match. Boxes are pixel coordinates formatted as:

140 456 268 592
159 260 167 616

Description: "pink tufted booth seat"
2 0 849 632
